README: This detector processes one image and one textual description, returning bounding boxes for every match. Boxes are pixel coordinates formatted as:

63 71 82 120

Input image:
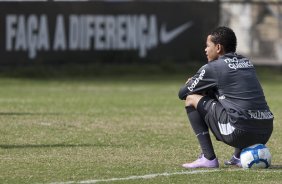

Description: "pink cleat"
224 155 242 167
182 154 219 169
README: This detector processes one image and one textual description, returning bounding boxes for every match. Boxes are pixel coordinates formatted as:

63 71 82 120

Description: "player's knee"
185 95 193 106
185 94 204 108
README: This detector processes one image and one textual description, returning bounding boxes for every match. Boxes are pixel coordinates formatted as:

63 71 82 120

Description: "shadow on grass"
0 62 197 81
0 143 128 149
270 165 282 169
0 112 66 116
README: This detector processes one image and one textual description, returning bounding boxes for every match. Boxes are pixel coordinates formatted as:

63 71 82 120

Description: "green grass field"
0 66 281 184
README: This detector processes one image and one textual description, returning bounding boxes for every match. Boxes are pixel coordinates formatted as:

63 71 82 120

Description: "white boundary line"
50 169 282 184
50 169 230 184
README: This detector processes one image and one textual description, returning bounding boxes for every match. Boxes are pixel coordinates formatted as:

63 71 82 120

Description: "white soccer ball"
240 144 271 169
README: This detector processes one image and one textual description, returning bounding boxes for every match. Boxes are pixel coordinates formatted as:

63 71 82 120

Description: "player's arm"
178 64 217 100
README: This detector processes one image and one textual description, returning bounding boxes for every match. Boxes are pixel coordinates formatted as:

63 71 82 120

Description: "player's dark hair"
209 26 237 53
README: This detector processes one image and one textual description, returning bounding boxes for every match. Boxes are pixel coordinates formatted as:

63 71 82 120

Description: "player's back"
213 53 273 132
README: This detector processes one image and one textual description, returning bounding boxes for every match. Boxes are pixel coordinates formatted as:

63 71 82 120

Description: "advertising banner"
0 1 219 64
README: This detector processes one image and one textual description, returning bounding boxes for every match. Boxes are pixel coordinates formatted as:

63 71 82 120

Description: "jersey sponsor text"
187 69 205 91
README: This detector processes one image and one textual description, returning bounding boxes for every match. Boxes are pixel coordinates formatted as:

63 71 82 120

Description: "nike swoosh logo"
160 21 193 44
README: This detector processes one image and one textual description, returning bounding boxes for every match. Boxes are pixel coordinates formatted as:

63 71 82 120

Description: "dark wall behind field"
0 1 219 65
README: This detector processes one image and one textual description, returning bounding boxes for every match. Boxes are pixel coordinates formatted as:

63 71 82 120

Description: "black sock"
233 148 242 159
185 106 216 160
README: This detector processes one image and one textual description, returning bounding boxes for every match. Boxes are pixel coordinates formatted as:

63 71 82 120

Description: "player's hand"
185 77 192 84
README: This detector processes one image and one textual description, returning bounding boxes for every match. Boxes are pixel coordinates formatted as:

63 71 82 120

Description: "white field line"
50 169 230 184
50 169 282 184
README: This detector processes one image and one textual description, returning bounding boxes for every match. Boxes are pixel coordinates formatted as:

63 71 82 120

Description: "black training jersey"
178 52 273 132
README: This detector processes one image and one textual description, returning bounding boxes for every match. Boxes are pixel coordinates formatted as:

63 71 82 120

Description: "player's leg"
224 148 242 167
233 148 242 158
185 106 216 160
182 94 219 168
196 97 272 167
184 94 203 107
195 95 242 167
187 95 273 168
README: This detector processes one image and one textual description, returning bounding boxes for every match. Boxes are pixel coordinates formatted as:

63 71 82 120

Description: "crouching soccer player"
178 26 273 168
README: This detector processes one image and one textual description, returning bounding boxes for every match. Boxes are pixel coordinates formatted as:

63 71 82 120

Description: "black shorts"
196 96 272 149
